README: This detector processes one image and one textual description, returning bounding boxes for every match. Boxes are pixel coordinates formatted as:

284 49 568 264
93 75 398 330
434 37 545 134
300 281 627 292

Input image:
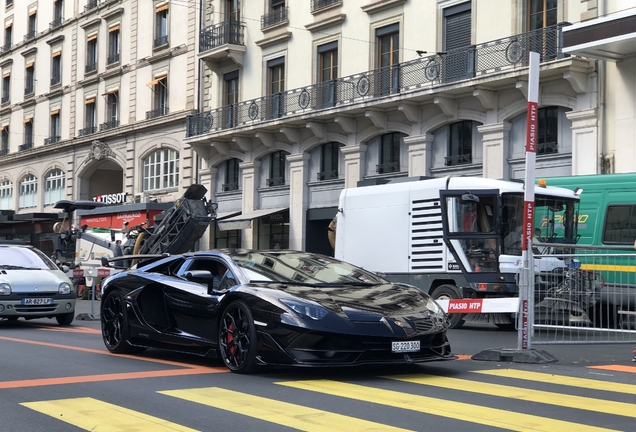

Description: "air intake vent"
410 198 444 271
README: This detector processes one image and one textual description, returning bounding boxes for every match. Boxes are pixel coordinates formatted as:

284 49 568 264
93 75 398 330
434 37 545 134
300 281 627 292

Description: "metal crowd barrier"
530 243 636 345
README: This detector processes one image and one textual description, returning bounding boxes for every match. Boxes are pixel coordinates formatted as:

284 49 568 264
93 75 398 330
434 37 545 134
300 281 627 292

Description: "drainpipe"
598 0 606 174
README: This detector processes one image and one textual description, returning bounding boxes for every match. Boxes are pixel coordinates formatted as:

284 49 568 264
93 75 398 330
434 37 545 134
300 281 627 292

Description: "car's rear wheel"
56 312 74 326
432 284 465 329
219 300 257 373
101 290 140 354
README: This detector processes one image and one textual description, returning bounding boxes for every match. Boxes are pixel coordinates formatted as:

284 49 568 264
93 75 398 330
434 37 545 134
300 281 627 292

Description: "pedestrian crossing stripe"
384 374 636 419
277 379 618 432
474 369 636 395
21 397 198 431
159 387 410 432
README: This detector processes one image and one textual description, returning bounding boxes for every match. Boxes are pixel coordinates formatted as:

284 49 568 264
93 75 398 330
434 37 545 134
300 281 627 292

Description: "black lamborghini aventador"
100 250 455 373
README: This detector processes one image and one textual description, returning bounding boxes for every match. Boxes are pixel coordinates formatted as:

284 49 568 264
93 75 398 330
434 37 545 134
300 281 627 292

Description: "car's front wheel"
56 312 74 326
219 300 257 373
101 290 137 354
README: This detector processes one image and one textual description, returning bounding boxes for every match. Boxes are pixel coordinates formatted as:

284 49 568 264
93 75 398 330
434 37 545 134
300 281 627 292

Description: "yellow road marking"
22 397 198 431
580 263 636 273
386 374 636 419
277 380 617 432
160 387 410 432
474 368 636 395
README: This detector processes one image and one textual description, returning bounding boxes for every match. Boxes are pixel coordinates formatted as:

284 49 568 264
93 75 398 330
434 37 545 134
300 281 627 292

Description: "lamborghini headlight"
424 295 444 317
280 298 328 320
58 282 72 295
0 282 11 295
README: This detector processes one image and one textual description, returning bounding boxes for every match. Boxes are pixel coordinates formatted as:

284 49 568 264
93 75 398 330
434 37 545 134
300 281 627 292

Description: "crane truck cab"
334 176 581 328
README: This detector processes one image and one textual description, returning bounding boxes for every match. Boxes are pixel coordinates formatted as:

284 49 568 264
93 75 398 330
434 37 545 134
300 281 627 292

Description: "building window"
18 174 37 209
51 52 61 85
317 41 337 108
3 24 12 51
85 98 96 129
0 126 8 156
528 0 557 30
445 121 473 166
26 11 37 40
143 148 179 191
0 180 12 210
215 225 241 248
318 142 340 180
2 73 9 103
443 3 473 82
102 90 119 130
147 76 168 119
376 132 402 173
47 110 60 144
537 106 558 154
25 62 34 95
223 158 240 191
226 0 240 21
108 25 120 65
44 169 65 206
51 0 63 28
155 3 169 47
22 119 33 150
86 34 97 73
258 211 289 250
223 70 239 128
376 23 399 96
267 57 284 119
262 0 287 28
267 150 287 186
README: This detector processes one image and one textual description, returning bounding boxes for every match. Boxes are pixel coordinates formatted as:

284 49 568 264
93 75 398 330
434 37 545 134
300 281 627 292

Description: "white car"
0 245 76 325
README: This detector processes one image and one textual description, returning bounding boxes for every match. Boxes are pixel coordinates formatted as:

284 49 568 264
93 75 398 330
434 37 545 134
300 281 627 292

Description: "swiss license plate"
392 340 420 353
22 298 54 306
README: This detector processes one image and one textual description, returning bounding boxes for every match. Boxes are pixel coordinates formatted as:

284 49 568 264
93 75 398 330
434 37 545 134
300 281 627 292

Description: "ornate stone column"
341 144 367 189
239 160 260 249
287 153 309 251
566 108 599 175
477 122 511 180
404 133 433 177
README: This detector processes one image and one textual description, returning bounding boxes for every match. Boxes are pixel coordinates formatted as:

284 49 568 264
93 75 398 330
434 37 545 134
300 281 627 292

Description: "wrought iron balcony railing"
44 136 61 145
146 106 169 120
78 126 97 136
50 17 64 30
266 177 285 187
100 120 119 131
85 0 99 12
222 183 239 192
24 31 36 42
24 84 34 96
317 170 338 181
107 53 120 65
311 0 341 12
85 62 97 73
0 43 12 53
444 153 472 166
19 142 33 151
376 162 400 174
537 141 559 154
51 74 61 86
0 148 8 157
154 35 169 48
199 21 245 52
261 7 288 29
187 24 567 138
1 95 9 104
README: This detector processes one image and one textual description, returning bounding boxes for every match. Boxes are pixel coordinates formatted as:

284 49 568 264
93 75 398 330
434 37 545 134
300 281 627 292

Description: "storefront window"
258 211 289 250
0 180 12 210
215 226 241 248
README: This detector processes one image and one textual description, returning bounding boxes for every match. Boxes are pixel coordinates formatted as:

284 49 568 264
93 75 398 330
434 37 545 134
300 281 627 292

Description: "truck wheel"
432 285 465 329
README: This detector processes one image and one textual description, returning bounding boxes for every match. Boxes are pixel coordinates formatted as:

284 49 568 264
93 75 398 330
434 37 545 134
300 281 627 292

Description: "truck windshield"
502 193 579 255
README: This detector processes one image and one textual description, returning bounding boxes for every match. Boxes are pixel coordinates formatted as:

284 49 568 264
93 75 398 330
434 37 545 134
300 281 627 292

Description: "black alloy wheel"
219 300 257 373
101 290 144 354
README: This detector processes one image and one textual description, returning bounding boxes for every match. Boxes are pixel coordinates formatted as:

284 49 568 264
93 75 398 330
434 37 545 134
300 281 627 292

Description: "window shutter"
444 7 471 51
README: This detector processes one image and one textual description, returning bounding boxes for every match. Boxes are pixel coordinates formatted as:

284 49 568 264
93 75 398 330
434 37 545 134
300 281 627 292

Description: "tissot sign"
92 192 128 204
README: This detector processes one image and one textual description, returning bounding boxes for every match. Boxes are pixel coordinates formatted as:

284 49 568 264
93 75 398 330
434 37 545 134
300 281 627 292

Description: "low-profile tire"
432 285 465 329
56 312 74 326
219 300 257 373
101 289 138 354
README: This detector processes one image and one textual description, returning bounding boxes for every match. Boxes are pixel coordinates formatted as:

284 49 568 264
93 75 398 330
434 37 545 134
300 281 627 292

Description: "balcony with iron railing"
444 153 472 166
154 34 169 48
261 7 289 29
0 43 12 53
24 84 34 96
1 95 9 104
107 53 120 65
376 162 400 174
44 136 61 145
0 148 8 157
146 106 169 120
78 126 97 136
51 74 61 86
222 183 239 192
85 0 99 12
100 120 119 131
19 142 33 151
537 141 559 154
266 177 285 187
24 30 36 43
317 170 338 181
187 24 575 139
50 17 64 30
85 62 97 74
311 0 342 12
199 20 246 59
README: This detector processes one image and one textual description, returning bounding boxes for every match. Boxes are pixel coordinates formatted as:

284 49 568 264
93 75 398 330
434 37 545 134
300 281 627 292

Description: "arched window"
19 174 37 209
319 142 340 180
223 158 240 191
376 132 404 174
44 169 65 205
267 150 287 186
0 180 12 210
143 148 179 191
446 120 473 166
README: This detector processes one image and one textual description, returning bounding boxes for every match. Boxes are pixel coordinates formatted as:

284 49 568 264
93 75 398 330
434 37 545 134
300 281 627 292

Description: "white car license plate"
392 341 420 353
22 298 54 306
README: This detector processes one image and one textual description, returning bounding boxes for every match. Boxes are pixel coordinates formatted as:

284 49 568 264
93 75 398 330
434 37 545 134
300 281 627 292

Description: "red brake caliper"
227 322 235 355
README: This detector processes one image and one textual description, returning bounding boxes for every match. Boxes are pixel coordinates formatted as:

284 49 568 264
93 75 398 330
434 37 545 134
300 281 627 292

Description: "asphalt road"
0 299 635 431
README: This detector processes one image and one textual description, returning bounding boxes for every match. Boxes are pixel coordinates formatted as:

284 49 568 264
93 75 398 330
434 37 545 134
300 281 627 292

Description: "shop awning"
215 211 241 221
218 208 287 231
